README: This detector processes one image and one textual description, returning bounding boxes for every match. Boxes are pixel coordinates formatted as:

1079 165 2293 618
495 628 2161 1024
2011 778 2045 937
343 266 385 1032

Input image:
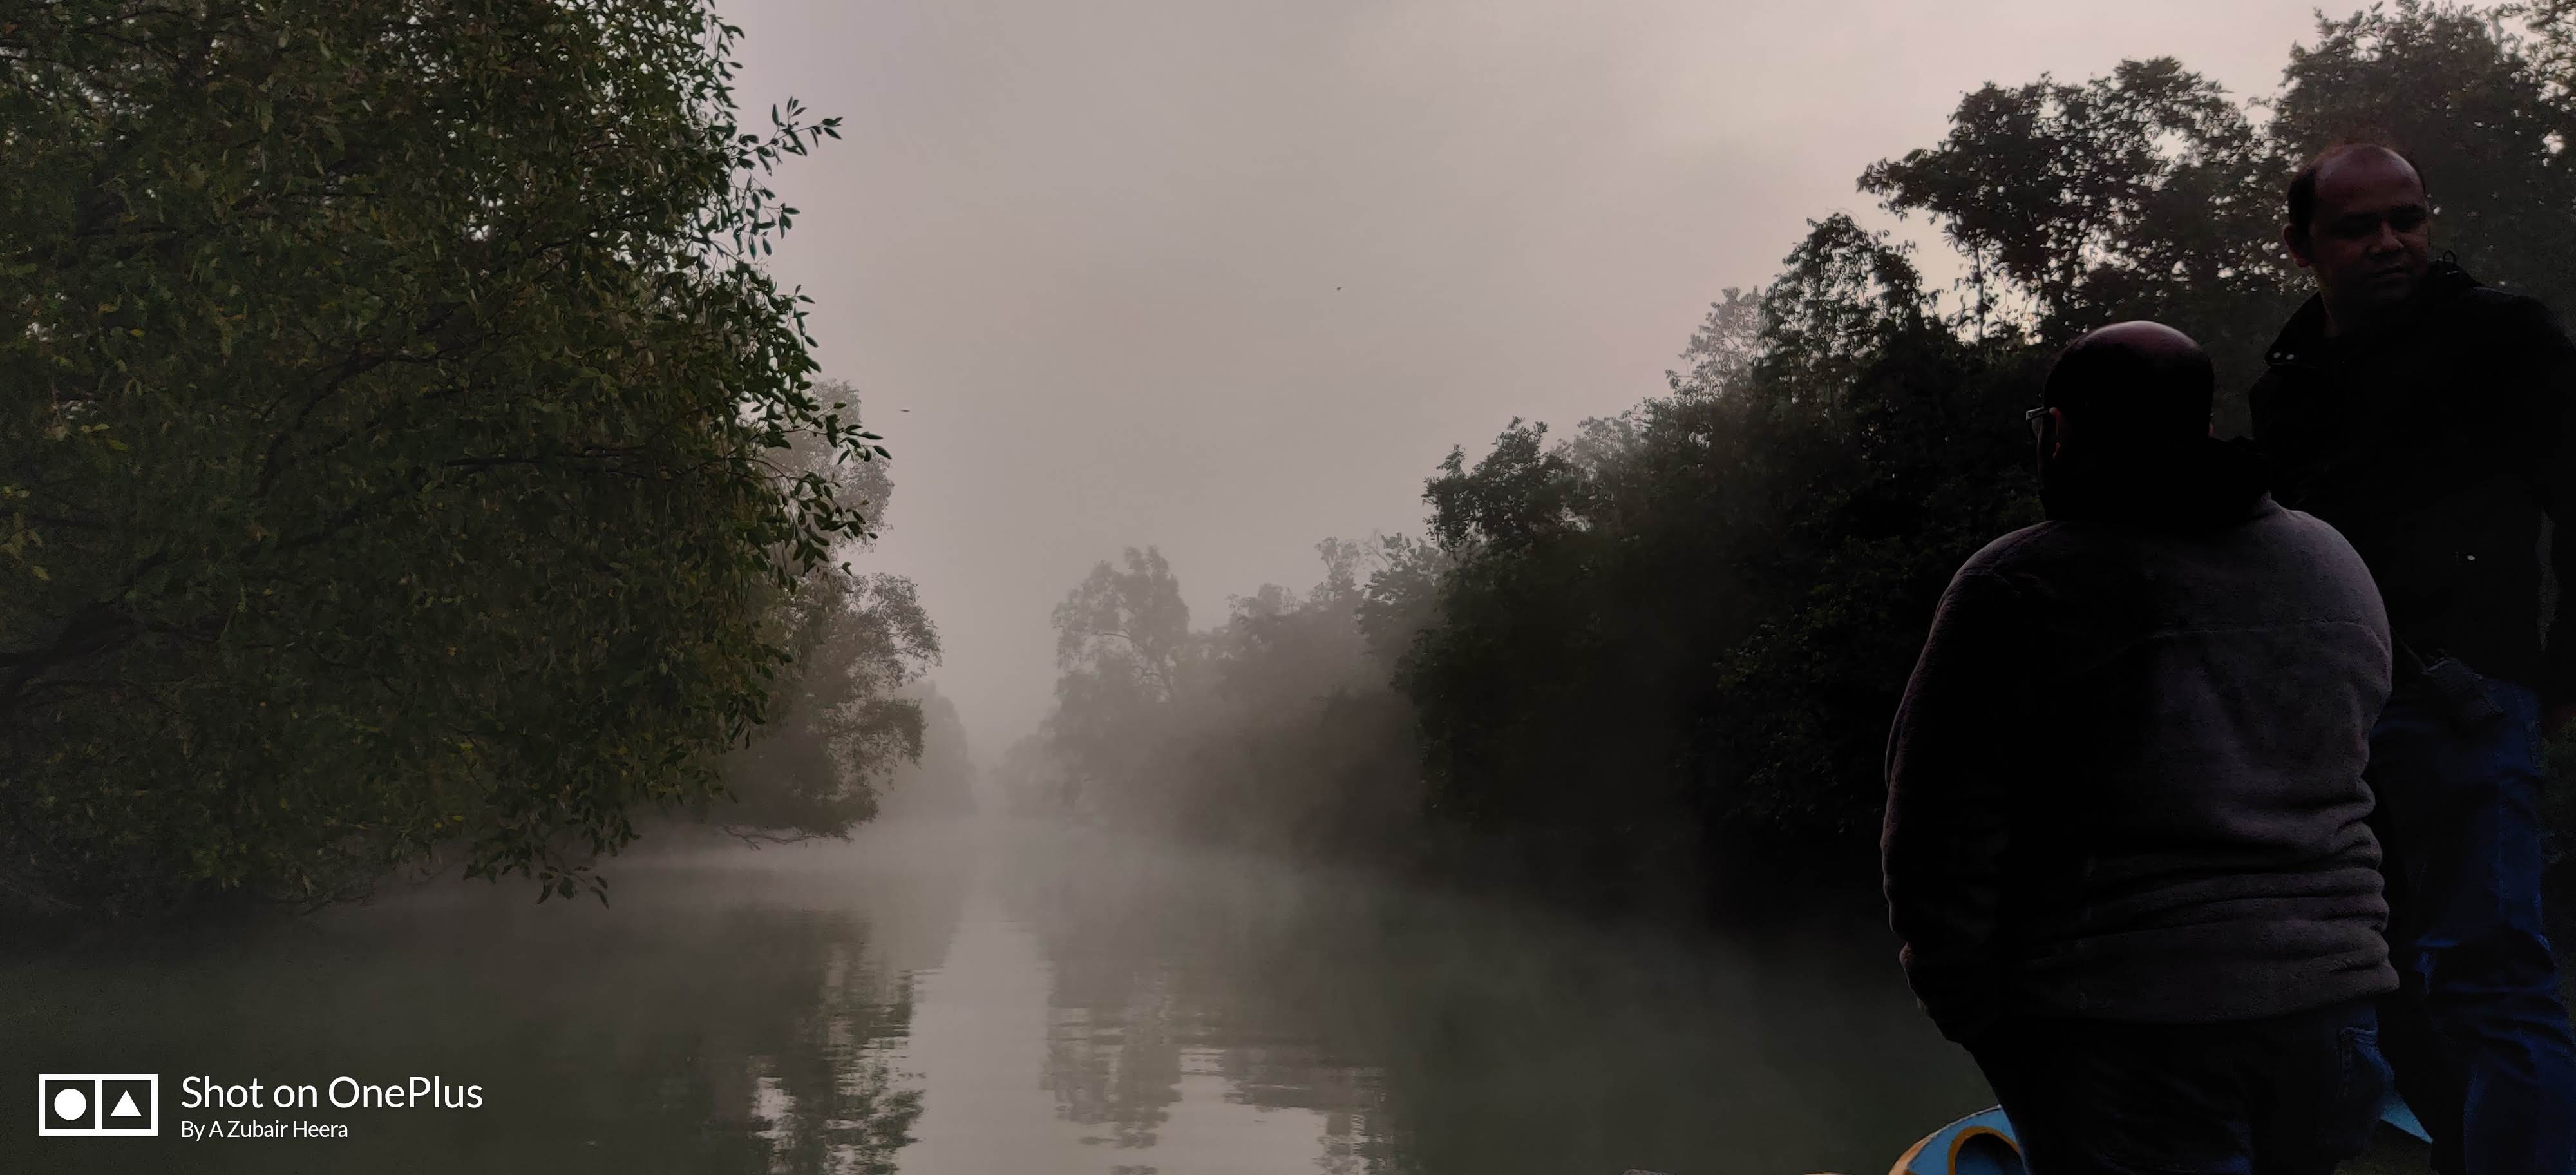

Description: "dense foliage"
1006 541 1422 856
706 387 941 841
1 1 887 914
1018 1 2576 903
871 684 977 821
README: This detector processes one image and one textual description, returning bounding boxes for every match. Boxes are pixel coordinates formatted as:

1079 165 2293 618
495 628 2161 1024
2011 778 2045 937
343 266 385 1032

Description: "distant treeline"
1 2 949 916
1004 2 2576 906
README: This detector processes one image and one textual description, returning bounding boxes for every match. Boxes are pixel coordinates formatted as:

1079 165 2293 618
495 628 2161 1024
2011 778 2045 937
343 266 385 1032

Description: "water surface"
3 822 1989 1174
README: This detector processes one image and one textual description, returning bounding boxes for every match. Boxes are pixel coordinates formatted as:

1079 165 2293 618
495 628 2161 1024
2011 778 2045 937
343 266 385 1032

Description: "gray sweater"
1882 442 2398 1042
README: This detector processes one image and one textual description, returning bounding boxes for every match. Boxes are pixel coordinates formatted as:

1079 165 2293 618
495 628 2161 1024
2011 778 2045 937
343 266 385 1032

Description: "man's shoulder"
2455 281 2551 316
1956 515 2193 574
2260 502 2369 560
1960 504 2362 573
1954 521 2069 582
2447 282 2570 350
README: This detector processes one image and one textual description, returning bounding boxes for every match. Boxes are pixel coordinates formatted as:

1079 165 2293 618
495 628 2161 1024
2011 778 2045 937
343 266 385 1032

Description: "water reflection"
3 843 967 1174
987 826 1989 1175
2 823 1988 1175
992 834 1403 1174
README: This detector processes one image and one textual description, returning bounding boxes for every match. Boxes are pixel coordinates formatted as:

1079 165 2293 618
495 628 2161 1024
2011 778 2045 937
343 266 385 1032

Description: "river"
3 820 1991 1174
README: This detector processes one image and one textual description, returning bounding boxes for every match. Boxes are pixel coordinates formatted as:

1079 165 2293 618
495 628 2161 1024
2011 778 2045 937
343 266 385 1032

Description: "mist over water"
15 5 2576 1174
5 820 1982 1174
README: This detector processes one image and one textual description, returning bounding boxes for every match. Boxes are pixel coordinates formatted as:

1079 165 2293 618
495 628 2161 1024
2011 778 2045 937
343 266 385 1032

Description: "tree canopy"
707 387 939 842
2 1 887 914
1012 1 2576 906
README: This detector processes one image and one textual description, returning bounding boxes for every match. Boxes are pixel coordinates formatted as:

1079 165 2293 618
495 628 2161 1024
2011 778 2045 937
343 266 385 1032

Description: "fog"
5 821 1991 1174
723 0 2336 752
21 3 2553 1169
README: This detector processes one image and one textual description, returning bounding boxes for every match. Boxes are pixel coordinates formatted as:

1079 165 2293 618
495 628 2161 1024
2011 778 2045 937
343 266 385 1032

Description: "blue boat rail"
1881 1094 2430 1175
1620 1093 2430 1175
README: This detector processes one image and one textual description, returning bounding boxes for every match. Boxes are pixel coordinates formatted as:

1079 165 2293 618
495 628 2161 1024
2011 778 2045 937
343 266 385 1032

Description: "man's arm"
1882 565 2027 1044
2518 300 2576 725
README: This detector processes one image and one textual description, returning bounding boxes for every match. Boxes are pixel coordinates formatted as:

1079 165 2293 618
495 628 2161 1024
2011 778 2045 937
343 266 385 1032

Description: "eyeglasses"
2025 406 2052 444
2318 205 2429 242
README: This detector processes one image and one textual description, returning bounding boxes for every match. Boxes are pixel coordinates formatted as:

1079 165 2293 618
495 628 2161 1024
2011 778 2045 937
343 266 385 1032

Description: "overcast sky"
723 0 2342 760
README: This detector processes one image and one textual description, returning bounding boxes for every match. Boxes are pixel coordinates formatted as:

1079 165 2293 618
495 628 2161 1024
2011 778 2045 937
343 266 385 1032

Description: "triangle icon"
110 1091 142 1119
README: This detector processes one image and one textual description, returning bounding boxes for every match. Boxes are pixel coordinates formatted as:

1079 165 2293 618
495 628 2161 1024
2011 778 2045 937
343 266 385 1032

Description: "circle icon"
40 1074 160 1136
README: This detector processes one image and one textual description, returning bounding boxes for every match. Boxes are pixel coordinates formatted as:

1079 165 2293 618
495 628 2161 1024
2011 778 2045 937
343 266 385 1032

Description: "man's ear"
2280 222 2313 269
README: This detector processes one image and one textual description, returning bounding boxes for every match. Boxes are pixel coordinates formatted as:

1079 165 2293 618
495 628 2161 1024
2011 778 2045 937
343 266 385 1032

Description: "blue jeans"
1968 1000 2390 1174
2368 665 2576 1175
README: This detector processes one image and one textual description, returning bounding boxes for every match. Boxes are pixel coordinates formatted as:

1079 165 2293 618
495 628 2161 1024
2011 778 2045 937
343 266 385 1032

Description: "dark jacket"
1883 439 2398 1044
2249 263 2576 703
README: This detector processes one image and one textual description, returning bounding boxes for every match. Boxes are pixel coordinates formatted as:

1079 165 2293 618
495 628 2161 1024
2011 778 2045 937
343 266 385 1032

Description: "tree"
1042 546 1194 819
707 386 940 841
1000 3 2576 905
1053 546 1193 703
1021 541 1420 852
1666 287 1765 399
0 1 878 913
1384 2 2576 890
711 570 940 839
1861 4 2576 426
875 683 979 821
994 731 1077 818
1381 215 2004 899
1859 59 2291 428
2270 1 2576 315
2522 0 2576 101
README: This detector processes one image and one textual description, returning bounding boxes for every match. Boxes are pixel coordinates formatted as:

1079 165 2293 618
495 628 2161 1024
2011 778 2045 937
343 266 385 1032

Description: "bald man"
2249 141 2576 1175
1887 322 2397 1173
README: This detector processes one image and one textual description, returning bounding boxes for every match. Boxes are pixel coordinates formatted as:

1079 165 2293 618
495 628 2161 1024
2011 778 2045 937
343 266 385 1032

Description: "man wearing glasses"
1887 321 2397 1172
2249 141 2576 1174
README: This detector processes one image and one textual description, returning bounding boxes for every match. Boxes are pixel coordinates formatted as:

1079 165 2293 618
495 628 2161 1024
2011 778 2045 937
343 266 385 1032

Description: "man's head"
2282 142 2432 332
2034 321 2213 475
